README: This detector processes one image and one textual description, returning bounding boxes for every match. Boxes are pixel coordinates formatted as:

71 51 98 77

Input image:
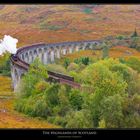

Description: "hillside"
0 5 139 47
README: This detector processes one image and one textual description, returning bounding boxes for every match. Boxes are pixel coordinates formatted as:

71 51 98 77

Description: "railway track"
10 54 81 88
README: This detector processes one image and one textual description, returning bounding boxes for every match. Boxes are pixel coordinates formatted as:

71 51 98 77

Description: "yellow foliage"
98 119 106 128
0 76 13 96
35 81 49 93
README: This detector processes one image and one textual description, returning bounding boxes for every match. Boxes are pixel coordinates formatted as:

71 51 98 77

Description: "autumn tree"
99 94 124 128
17 58 48 97
65 109 93 128
63 58 70 69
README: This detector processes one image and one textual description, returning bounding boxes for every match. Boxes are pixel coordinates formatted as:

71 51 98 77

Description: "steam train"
11 54 18 61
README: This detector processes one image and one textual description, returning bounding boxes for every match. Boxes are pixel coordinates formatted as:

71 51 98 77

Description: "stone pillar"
43 50 48 64
41 53 44 64
34 50 38 61
82 44 87 50
60 47 63 56
54 48 60 59
76 45 79 52
38 49 43 62
24 52 28 63
66 47 69 54
13 68 18 91
63 48 66 55
54 49 57 59
28 52 32 63
31 54 34 63
50 50 55 62
10 64 15 89
69 47 73 54
56 49 60 59
21 54 24 61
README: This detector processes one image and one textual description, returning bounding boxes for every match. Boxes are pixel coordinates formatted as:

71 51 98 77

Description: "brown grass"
61 46 140 62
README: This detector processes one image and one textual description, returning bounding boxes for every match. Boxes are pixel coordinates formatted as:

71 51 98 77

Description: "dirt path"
0 76 58 128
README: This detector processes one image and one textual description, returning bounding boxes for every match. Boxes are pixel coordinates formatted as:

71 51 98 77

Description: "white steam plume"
0 35 18 56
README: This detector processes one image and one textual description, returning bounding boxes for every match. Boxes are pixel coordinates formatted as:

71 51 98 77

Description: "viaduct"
10 40 101 91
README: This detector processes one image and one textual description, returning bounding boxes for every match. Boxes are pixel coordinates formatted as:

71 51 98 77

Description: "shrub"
34 80 50 93
0 53 11 76
14 98 27 112
29 58 48 80
46 64 67 74
74 58 80 64
78 63 87 72
99 94 124 128
116 35 126 40
47 25 64 31
54 116 67 127
40 21 64 31
102 43 109 59
57 85 72 116
119 57 126 64
128 75 140 95
68 89 84 110
33 99 50 118
122 94 140 128
67 62 79 72
45 84 60 107
125 57 140 73
81 57 90 65
83 8 92 14
74 57 90 65
65 109 93 128
63 58 70 69
18 74 38 98
110 63 133 82
98 119 106 128
69 71 81 83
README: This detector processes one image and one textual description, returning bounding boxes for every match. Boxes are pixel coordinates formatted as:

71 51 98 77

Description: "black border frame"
0 1 140 139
